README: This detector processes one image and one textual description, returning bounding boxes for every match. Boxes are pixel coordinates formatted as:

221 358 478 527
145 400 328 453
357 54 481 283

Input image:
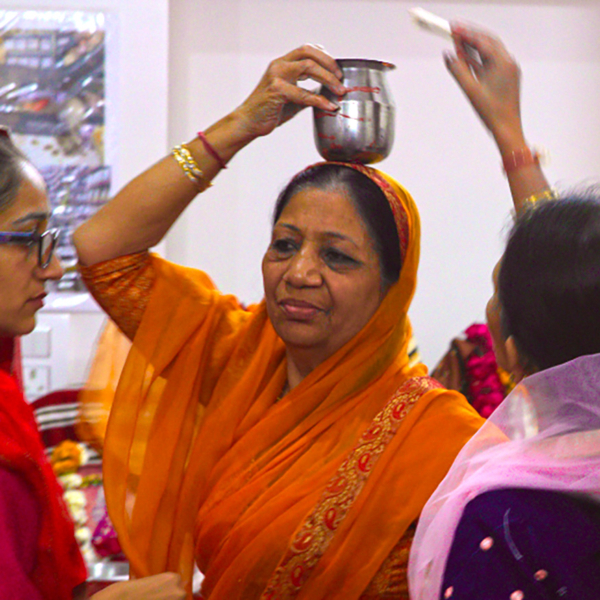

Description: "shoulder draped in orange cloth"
0 337 87 599
80 165 482 599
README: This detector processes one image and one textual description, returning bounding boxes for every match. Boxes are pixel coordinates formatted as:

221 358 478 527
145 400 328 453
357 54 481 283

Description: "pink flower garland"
463 324 508 418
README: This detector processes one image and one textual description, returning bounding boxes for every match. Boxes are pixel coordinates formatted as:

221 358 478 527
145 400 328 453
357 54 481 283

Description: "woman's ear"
505 336 528 383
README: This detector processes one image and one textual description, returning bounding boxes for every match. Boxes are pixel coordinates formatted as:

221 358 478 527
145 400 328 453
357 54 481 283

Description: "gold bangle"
172 144 212 191
522 188 559 206
173 144 211 190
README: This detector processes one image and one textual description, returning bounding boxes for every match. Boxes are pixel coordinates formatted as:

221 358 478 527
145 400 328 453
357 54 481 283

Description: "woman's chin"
276 322 327 351
0 317 37 338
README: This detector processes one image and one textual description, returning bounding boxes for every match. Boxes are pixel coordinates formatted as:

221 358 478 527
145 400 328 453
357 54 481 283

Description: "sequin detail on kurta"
79 251 155 339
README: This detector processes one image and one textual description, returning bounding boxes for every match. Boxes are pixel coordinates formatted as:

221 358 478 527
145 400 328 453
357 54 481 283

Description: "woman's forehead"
0 172 50 228
278 187 371 240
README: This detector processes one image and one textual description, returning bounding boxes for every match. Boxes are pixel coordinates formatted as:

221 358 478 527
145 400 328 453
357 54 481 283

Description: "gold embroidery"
522 188 559 206
260 377 441 600
359 522 416 599
79 252 155 340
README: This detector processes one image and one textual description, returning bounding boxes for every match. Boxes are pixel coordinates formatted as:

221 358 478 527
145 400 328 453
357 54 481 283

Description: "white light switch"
23 365 50 399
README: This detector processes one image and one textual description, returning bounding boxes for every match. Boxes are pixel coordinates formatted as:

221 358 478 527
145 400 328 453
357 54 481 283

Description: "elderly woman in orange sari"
73 45 482 599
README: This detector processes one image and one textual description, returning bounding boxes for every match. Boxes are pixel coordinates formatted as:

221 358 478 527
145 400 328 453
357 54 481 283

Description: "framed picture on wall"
0 9 113 291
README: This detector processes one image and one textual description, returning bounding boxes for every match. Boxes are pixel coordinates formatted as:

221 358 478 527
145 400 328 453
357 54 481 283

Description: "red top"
0 336 22 390
0 467 43 599
0 337 86 599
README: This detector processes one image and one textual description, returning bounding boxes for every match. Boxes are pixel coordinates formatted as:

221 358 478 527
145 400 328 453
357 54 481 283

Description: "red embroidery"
344 86 381 94
341 164 410 264
324 508 337 530
260 377 441 599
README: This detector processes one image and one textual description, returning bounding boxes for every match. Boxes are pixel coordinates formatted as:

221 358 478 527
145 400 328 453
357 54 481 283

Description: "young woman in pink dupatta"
409 23 600 600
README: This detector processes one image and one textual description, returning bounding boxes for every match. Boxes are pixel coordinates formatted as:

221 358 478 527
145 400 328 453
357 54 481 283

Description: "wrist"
501 146 543 175
203 111 258 162
222 106 262 148
197 131 227 169
491 121 528 157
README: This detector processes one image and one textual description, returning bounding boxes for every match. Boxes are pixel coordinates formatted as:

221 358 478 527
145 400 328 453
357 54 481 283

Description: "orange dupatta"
97 166 482 599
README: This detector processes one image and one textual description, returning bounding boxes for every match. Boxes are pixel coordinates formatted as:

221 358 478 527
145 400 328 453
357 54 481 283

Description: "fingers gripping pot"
313 59 396 164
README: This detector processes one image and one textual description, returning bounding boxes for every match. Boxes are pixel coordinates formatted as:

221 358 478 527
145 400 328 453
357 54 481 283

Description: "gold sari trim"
79 251 155 340
260 377 442 600
359 523 416 599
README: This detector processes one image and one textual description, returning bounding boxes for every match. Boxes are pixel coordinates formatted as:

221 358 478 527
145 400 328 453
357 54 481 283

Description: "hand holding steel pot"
313 59 396 164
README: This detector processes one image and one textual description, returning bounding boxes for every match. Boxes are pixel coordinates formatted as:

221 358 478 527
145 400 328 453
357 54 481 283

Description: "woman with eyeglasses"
0 131 186 599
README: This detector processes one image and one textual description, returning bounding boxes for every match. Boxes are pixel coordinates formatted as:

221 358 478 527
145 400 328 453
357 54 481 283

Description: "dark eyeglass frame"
0 228 60 268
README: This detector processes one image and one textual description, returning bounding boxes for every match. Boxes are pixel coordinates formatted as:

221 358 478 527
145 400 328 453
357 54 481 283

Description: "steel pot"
313 59 395 164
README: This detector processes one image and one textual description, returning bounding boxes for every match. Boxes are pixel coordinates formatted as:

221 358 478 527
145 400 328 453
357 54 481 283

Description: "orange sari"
80 166 482 599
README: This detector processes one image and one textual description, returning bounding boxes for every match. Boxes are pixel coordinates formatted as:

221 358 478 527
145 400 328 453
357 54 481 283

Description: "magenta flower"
463 323 507 418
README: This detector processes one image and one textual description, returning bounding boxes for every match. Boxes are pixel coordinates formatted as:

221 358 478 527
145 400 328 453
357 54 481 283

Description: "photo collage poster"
0 10 112 290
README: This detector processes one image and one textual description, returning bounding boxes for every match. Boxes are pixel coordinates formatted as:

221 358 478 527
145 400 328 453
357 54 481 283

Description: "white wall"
166 0 600 368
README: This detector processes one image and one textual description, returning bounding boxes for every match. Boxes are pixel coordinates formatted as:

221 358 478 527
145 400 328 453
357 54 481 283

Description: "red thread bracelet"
501 147 540 175
197 131 227 170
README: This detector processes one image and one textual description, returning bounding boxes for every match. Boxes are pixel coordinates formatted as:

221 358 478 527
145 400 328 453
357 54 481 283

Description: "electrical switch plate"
23 365 50 400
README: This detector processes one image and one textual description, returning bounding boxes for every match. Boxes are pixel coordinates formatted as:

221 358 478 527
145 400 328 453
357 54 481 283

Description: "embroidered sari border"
260 376 441 600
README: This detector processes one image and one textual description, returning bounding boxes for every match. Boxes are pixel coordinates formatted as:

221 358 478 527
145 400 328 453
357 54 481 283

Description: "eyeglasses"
0 228 60 268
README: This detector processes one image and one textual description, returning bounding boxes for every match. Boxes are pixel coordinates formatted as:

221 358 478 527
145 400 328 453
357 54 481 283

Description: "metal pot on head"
313 59 395 164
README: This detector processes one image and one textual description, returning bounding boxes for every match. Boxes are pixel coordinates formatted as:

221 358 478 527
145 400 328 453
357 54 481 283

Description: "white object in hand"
409 7 452 40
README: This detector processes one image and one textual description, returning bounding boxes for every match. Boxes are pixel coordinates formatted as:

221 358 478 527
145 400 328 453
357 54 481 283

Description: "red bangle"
197 131 227 170
501 147 540 174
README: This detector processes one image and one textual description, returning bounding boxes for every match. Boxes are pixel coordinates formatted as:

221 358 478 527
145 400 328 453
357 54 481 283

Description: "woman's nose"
38 253 64 281
284 248 322 287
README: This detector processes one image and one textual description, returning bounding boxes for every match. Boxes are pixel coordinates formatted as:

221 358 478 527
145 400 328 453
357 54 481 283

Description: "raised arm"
74 45 345 266
444 23 550 214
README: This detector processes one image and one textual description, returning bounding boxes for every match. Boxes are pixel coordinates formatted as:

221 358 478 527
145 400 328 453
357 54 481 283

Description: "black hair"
0 131 28 213
272 163 401 287
498 188 600 371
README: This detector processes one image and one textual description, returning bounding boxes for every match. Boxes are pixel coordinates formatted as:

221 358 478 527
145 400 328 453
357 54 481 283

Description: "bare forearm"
74 112 252 266
447 24 552 216
493 125 551 215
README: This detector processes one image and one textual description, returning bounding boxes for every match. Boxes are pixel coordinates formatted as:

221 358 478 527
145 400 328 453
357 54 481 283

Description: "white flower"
59 473 83 489
71 507 88 526
64 490 87 524
75 526 92 545
82 544 98 566
64 489 86 509
77 442 90 467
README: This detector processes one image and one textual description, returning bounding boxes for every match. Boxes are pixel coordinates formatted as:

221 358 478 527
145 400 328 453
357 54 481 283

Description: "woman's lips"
27 292 46 308
279 298 322 320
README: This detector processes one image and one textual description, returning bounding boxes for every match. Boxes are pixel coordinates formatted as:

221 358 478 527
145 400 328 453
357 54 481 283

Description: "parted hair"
0 130 28 213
